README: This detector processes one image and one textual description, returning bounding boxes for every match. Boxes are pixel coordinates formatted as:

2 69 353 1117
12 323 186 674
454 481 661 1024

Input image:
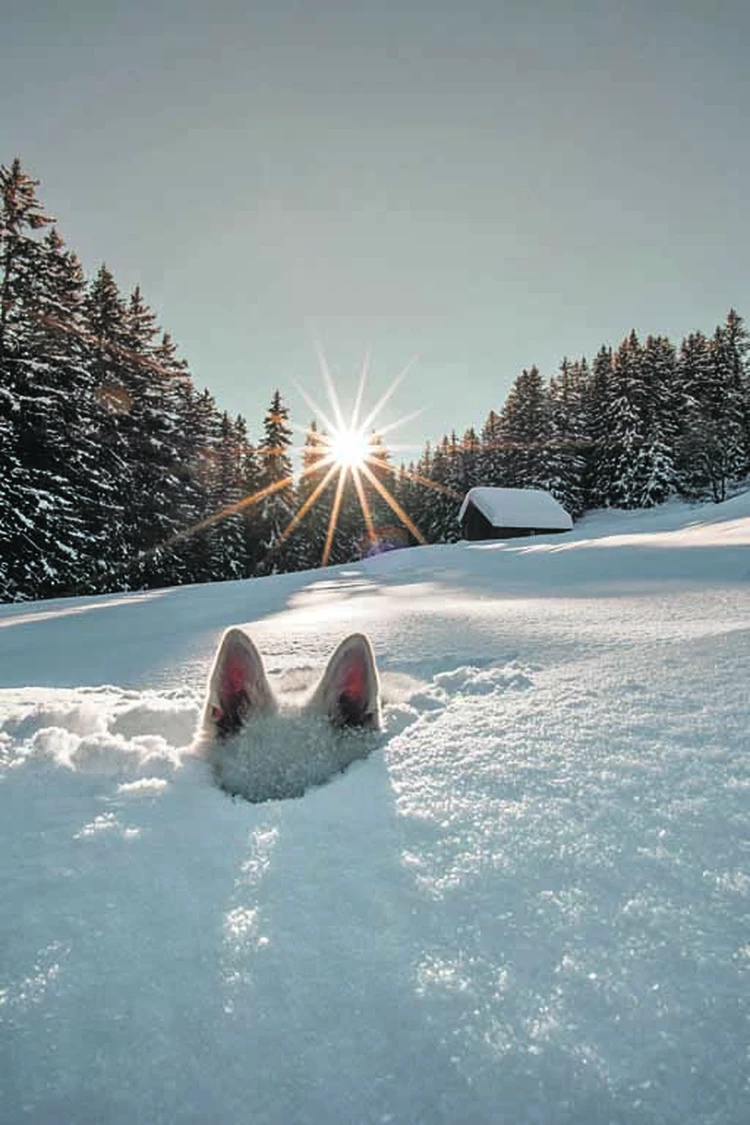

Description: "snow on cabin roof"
458 487 573 530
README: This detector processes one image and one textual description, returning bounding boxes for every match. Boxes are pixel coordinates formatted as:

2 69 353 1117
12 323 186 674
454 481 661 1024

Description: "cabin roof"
458 487 573 530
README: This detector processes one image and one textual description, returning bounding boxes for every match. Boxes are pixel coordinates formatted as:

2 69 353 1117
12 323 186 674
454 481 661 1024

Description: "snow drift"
1 495 749 1124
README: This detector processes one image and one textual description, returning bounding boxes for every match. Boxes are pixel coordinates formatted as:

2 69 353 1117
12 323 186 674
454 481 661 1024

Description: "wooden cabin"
458 487 573 540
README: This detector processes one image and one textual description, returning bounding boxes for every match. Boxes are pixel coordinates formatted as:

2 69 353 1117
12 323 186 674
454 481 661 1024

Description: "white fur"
195 630 382 803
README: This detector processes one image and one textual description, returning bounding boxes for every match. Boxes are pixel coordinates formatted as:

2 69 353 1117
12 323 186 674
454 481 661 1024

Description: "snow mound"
0 687 199 778
2 493 750 1124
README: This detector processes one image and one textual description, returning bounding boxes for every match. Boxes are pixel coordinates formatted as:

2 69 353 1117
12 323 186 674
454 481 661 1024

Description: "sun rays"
281 349 437 566
256 348 471 569
138 348 464 579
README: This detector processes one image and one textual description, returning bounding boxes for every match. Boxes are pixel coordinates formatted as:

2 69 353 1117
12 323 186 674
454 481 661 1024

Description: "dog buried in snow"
196 628 382 802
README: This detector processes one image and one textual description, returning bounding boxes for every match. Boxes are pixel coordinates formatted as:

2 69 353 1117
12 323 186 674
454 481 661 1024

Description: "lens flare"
328 426 372 469
114 347 467 586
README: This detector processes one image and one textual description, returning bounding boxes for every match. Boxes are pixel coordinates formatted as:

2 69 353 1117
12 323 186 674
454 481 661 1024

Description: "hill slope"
1 496 749 1124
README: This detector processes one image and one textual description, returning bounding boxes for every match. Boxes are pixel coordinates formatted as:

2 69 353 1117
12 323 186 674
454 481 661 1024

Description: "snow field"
1 495 749 1124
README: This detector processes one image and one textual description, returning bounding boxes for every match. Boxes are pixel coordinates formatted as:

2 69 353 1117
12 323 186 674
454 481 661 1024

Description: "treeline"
0 158 398 602
2 157 749 602
407 309 750 542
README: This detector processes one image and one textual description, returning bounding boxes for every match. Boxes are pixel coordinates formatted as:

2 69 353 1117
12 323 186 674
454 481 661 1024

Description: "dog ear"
203 628 276 738
307 633 381 729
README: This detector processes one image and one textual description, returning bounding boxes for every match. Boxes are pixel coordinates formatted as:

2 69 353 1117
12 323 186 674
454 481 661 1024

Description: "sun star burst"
327 425 373 470
147 349 458 578
290 348 432 566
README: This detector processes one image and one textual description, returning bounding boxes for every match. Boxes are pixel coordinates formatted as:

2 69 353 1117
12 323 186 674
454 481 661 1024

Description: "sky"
4 0 750 457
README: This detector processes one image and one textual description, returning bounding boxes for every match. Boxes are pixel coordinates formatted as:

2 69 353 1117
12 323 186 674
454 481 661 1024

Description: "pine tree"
326 467 364 565
582 345 612 509
149 334 204 586
0 163 86 598
710 310 750 489
409 443 444 543
175 386 221 583
675 314 750 502
206 411 247 581
414 440 442 543
0 158 54 363
119 287 200 589
600 332 645 509
256 390 295 573
546 357 588 517
81 264 132 587
391 462 420 544
361 432 393 531
636 334 678 507
421 435 462 542
23 229 107 595
458 427 481 492
479 408 504 485
235 416 263 576
293 420 335 569
0 398 18 599
499 365 550 488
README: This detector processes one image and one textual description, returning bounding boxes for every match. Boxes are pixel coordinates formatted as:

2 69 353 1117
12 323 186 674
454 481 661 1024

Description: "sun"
328 425 372 470
138 346 465 581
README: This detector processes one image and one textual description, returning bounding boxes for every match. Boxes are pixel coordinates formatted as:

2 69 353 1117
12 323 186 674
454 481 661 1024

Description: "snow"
1 495 749 1124
458 485 574 530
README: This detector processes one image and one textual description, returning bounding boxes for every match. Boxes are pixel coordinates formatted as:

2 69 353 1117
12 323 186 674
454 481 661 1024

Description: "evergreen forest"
2 158 749 603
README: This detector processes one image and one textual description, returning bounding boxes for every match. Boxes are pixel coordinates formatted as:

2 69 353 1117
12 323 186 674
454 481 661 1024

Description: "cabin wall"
460 502 569 541
461 505 495 540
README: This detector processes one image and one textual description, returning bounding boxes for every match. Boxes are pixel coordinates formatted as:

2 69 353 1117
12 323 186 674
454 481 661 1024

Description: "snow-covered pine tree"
149 333 204 586
82 263 133 587
174 386 222 583
361 431 395 532
19 227 108 596
675 314 749 503
417 437 452 542
600 331 645 509
0 158 54 365
292 420 335 570
256 390 295 574
326 465 364 566
545 357 588 517
459 427 482 493
583 345 613 509
498 365 550 489
478 409 504 486
636 334 678 507
673 330 711 498
117 286 176 587
426 434 462 542
117 286 206 590
206 411 248 581
709 310 750 493
0 404 15 599
723 308 750 467
408 443 442 542
0 161 85 599
392 462 419 541
235 416 263 577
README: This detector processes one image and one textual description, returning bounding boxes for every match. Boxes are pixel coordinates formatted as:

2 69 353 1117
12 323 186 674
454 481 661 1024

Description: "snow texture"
1 495 750 1124
458 485 574 529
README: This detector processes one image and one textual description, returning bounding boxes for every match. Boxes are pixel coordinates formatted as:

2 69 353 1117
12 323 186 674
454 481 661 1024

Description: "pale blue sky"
4 0 749 455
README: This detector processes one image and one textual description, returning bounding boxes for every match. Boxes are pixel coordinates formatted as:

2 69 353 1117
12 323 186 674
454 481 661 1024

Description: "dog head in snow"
201 628 382 737
196 629 382 801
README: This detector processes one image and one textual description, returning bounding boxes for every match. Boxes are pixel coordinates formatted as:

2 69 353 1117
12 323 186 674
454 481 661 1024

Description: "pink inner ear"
340 655 366 702
221 650 252 702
